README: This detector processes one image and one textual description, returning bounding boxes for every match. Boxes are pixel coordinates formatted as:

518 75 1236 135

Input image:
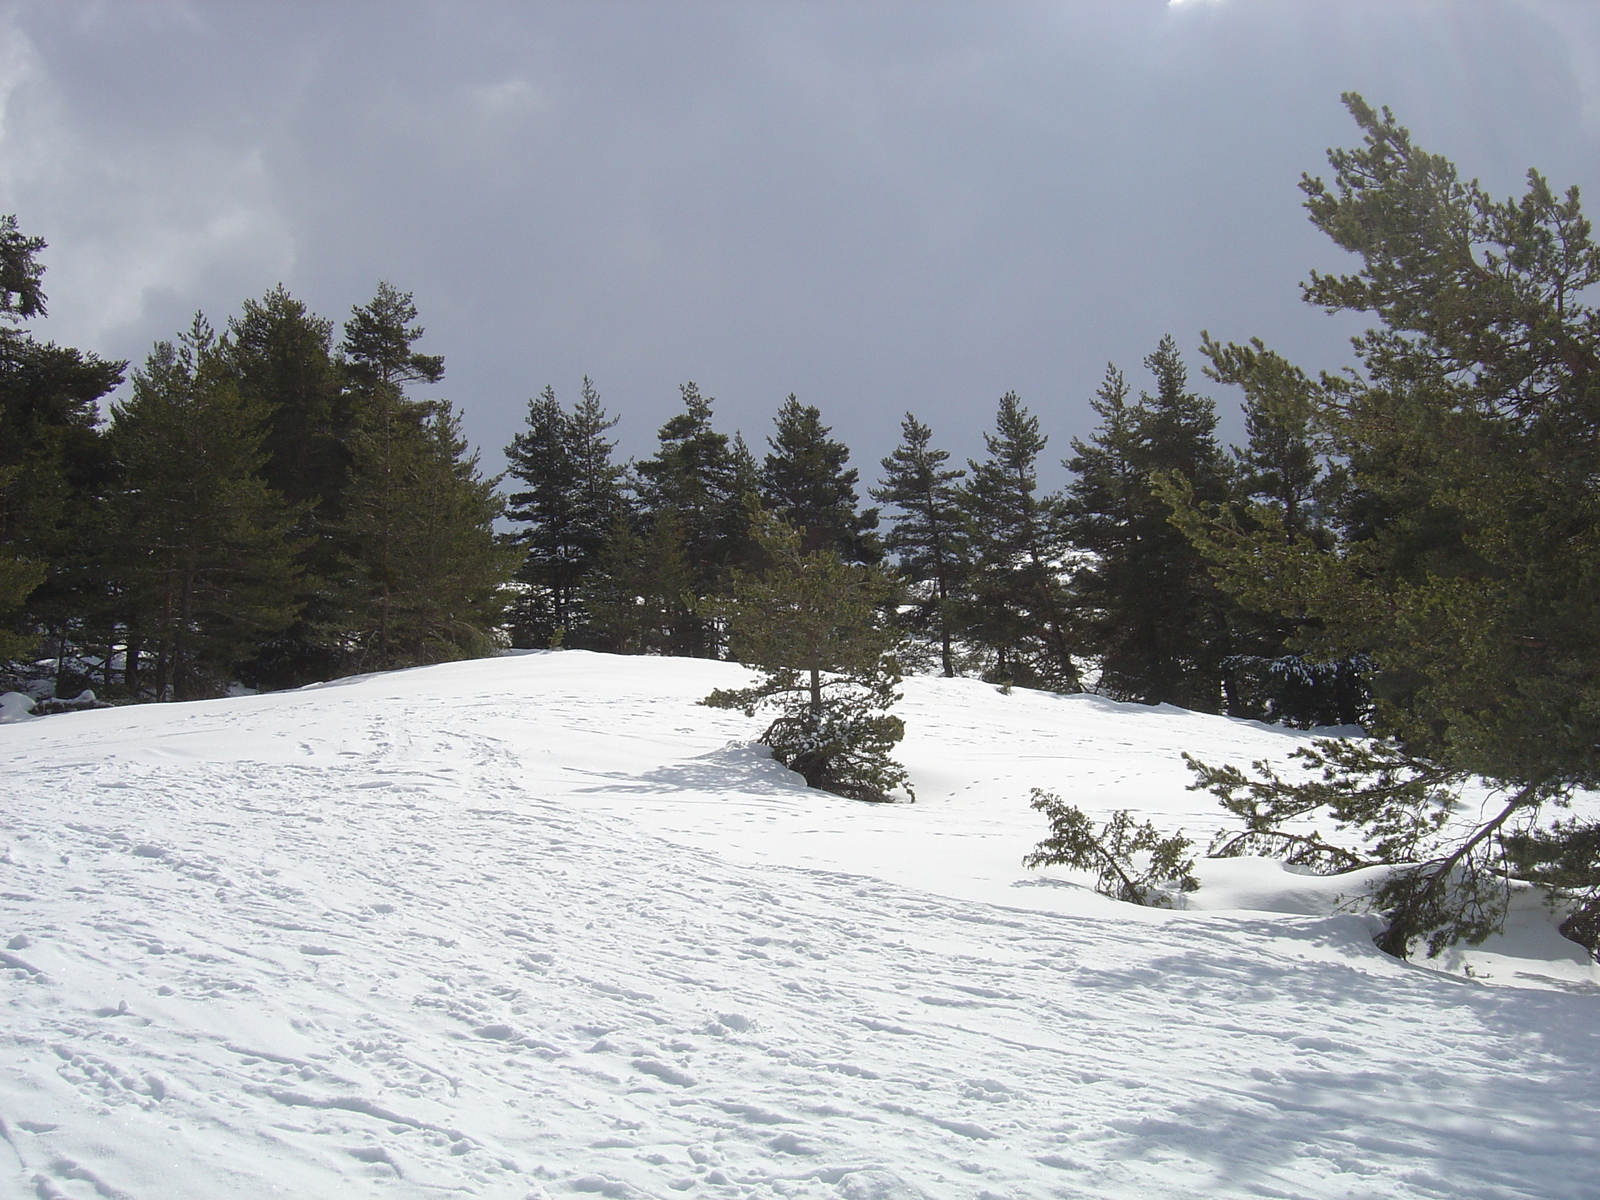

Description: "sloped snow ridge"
1 651 1596 1199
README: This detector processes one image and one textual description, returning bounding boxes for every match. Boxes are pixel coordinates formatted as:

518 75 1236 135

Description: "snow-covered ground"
1 651 1597 1199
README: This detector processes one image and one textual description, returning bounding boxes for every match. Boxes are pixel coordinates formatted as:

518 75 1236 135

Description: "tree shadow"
1078 920 1600 1198
574 741 818 800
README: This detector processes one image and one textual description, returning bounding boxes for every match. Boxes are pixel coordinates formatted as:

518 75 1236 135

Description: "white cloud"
0 8 294 349
470 76 544 120
44 149 296 347
0 7 47 182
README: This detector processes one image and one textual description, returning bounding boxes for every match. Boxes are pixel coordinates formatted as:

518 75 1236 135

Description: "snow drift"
1 651 1596 1199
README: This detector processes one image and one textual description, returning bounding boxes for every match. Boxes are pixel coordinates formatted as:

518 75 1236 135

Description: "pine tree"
105 317 302 701
1195 336 1364 726
227 286 347 512
0 337 124 674
504 387 566 646
503 378 626 647
583 508 697 655
0 217 124 681
225 286 351 688
632 383 743 655
1177 95 1600 958
333 285 515 672
759 395 880 563
342 282 445 392
871 413 967 676
704 509 910 802
0 214 46 321
566 377 630 586
343 402 514 669
1066 337 1233 711
960 392 1079 691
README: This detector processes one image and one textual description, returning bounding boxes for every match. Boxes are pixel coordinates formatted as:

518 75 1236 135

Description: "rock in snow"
0 650 1597 1199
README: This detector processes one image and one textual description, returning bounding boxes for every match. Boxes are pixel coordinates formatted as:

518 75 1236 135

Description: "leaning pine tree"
1172 95 1600 960
703 509 912 803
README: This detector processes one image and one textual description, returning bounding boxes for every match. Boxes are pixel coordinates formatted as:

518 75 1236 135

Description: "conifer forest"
6 95 1600 961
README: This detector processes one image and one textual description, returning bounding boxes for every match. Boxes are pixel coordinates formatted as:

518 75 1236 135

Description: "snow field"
1 651 1597 1199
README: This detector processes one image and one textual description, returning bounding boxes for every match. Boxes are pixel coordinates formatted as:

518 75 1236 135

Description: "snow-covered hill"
1 651 1597 1199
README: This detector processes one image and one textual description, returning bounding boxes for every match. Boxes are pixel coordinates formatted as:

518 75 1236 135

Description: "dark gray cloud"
2 0 1597 485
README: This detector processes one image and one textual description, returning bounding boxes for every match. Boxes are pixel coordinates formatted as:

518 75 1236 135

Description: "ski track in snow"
0 652 1597 1199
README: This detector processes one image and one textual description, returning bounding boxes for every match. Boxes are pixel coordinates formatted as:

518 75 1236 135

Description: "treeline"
1 207 1362 722
0 258 511 701
503 342 1361 728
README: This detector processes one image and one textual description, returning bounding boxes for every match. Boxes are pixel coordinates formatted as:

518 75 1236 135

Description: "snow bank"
1 651 1596 1199
0 691 34 723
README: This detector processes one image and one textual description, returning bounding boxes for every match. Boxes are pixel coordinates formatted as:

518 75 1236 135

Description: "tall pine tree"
632 382 746 656
503 377 626 648
105 317 301 701
228 286 347 514
334 285 515 672
872 413 967 676
960 393 1079 691
0 216 124 676
225 286 351 688
759 396 880 563
1066 337 1232 711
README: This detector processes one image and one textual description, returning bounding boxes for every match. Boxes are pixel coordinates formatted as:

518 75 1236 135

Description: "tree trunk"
53 623 68 698
1027 543 1079 691
174 554 196 701
1374 784 1537 958
935 565 953 677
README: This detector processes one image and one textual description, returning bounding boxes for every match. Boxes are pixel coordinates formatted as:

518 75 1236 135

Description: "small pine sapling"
1023 789 1198 907
703 508 912 803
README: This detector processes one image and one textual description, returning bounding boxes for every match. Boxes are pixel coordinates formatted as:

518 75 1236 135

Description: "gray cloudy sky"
3 0 1598 486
